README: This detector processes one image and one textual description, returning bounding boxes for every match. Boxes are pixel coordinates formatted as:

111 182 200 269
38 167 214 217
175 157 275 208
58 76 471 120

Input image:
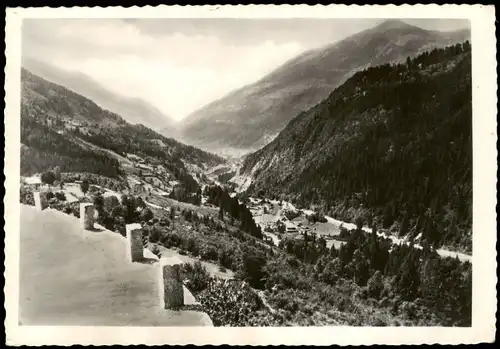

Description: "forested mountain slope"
241 42 472 252
179 20 470 151
21 69 224 191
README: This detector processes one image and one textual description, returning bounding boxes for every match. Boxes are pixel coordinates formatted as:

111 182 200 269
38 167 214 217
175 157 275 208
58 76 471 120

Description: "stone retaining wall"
80 203 95 230
126 223 144 262
159 256 185 309
33 192 47 211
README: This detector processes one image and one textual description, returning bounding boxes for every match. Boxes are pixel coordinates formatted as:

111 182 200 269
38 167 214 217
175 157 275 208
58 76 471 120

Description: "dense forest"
242 42 472 252
73 125 203 194
278 224 471 326
203 185 263 239
73 123 222 168
21 117 122 177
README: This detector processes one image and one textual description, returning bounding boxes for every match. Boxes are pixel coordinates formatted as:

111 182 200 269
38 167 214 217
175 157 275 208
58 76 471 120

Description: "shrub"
196 278 270 326
140 208 154 222
41 171 56 186
180 236 198 255
149 244 162 258
182 261 211 293
104 195 120 213
80 179 90 195
367 270 384 299
148 226 162 243
199 245 218 262
88 185 99 194
110 205 125 219
217 248 234 269
238 251 267 289
159 218 170 227
272 291 299 313
48 200 68 212
283 209 302 221
55 191 66 201
20 186 35 206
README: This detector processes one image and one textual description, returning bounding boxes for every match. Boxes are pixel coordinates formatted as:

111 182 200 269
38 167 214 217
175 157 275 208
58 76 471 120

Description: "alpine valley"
19 19 475 329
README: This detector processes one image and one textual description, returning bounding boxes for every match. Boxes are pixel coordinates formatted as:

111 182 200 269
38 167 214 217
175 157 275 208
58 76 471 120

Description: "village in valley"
22 149 472 264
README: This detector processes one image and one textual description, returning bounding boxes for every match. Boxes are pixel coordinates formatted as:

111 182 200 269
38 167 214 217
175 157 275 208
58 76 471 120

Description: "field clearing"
252 206 341 237
19 204 212 326
63 183 85 198
253 213 278 224
291 216 341 236
74 137 133 166
156 245 234 280
140 194 219 218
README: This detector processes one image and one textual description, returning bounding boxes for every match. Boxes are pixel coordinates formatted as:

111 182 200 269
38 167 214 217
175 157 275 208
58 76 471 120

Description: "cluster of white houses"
258 217 312 236
283 220 312 234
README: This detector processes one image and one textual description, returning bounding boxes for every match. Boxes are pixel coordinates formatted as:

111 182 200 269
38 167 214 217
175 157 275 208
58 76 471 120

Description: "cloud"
22 18 469 120
22 18 304 120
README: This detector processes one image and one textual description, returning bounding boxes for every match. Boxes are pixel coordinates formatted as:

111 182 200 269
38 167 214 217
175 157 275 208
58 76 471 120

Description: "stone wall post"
126 223 144 262
159 257 185 309
33 191 47 211
80 203 95 230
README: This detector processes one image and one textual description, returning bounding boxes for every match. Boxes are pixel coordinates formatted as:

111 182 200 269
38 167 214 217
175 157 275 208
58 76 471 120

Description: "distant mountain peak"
178 21 470 151
21 57 174 131
373 19 418 32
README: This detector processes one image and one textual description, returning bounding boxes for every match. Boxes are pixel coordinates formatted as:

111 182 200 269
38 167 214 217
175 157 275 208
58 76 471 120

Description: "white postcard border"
4 4 497 346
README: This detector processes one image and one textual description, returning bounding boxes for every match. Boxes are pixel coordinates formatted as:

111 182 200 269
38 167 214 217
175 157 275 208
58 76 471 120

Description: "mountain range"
178 20 470 152
21 57 176 134
240 41 472 252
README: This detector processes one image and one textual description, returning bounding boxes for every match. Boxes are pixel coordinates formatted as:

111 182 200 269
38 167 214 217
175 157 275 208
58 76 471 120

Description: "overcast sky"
22 18 469 120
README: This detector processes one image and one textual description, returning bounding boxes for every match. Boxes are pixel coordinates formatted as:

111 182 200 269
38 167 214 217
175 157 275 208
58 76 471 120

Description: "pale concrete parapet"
159 256 185 309
80 203 95 230
126 223 144 262
33 191 47 211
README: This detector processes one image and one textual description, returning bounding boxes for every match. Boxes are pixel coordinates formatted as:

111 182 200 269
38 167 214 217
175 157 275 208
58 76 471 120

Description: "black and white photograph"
4 4 497 346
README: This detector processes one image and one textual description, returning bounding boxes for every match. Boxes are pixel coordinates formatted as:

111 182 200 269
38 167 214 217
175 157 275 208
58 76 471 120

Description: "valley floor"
248 198 472 263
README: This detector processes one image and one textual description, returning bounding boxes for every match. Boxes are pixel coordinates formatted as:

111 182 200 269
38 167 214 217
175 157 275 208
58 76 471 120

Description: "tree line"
203 185 263 239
